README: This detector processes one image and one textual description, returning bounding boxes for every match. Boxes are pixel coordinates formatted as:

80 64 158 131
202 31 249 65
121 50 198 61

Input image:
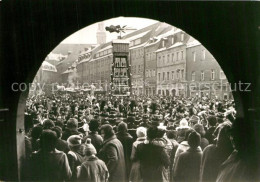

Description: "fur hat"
136 127 147 137
85 138 97 156
176 118 190 130
67 135 82 147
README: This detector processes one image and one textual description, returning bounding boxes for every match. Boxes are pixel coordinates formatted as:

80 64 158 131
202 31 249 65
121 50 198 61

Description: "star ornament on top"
105 25 127 39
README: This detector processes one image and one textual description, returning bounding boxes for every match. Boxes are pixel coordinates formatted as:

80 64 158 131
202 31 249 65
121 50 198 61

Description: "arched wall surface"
1 1 259 180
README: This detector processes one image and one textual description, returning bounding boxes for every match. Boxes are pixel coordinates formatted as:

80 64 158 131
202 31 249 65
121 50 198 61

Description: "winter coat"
116 131 134 178
56 138 70 153
98 135 127 182
129 137 146 182
200 137 209 150
78 156 109 182
134 141 170 182
83 131 103 152
67 150 87 180
61 128 81 141
173 148 202 182
30 149 72 181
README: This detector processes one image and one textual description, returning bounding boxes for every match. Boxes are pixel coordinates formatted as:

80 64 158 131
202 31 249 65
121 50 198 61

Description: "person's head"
52 126 62 139
100 124 115 140
31 125 43 140
188 131 201 149
67 135 82 151
117 122 128 133
136 127 147 138
193 124 206 137
42 119 55 130
166 130 177 140
147 126 158 141
40 130 57 152
216 123 233 150
67 118 78 130
89 119 100 132
184 128 195 141
85 138 97 156
208 116 217 127
55 120 64 129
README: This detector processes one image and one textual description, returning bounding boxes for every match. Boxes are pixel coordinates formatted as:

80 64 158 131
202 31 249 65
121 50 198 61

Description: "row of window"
146 52 156 61
95 49 112 58
158 50 184 66
132 65 143 74
192 50 206 61
191 70 226 81
131 48 144 59
157 69 185 81
145 69 156 77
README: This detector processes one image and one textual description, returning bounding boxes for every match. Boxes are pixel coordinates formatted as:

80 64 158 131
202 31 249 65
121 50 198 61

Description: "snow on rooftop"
124 30 151 41
112 39 130 44
168 42 184 49
187 40 201 48
41 61 57 72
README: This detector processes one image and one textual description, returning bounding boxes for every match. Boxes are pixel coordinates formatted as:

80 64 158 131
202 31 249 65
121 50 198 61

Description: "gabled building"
156 28 190 97
186 38 232 99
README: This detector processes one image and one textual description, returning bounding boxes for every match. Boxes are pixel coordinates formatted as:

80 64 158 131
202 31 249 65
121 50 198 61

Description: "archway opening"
18 17 238 181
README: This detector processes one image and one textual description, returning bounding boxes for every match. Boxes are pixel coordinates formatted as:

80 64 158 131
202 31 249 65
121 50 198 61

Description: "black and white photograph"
0 1 260 182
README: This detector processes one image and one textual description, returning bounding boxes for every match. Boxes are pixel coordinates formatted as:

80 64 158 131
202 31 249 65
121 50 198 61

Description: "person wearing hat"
30 130 72 181
67 135 86 180
61 118 81 141
176 118 190 143
78 138 109 182
173 131 203 182
98 124 126 182
82 119 103 153
116 122 134 180
132 126 169 182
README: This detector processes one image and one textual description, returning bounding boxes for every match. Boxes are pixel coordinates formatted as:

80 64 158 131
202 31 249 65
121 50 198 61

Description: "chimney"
68 51 72 55
84 48 88 52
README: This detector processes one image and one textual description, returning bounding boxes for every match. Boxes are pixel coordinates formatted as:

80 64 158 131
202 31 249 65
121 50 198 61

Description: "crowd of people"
22 91 256 182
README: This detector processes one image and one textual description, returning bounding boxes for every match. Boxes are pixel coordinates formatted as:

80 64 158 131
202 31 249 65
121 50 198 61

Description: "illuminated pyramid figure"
111 39 132 96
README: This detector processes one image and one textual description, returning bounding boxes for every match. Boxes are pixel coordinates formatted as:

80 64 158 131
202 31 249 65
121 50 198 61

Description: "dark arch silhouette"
1 1 259 181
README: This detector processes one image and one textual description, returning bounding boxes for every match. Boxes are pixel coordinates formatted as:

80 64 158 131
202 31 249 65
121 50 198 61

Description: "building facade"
186 39 232 99
156 29 190 97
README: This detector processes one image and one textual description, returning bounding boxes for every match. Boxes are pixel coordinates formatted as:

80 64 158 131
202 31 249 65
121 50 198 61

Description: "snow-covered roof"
96 45 113 53
167 42 184 49
155 47 167 53
112 39 130 44
130 42 148 50
187 40 201 48
89 53 113 62
144 38 160 47
41 61 57 72
124 30 151 41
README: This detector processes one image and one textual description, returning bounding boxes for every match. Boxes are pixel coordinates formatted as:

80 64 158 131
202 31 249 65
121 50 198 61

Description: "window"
181 34 184 41
181 69 184 79
138 65 141 73
192 51 196 62
172 53 174 62
158 73 161 81
220 70 226 79
162 40 165 47
163 56 165 64
163 72 165 80
202 50 206 60
158 56 161 65
153 69 156 77
181 51 184 60
201 71 204 81
146 70 149 77
176 52 179 61
211 69 215 80
167 54 170 63
166 72 169 80
176 70 179 79
172 71 174 80
171 37 174 44
134 39 141 45
192 71 195 81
